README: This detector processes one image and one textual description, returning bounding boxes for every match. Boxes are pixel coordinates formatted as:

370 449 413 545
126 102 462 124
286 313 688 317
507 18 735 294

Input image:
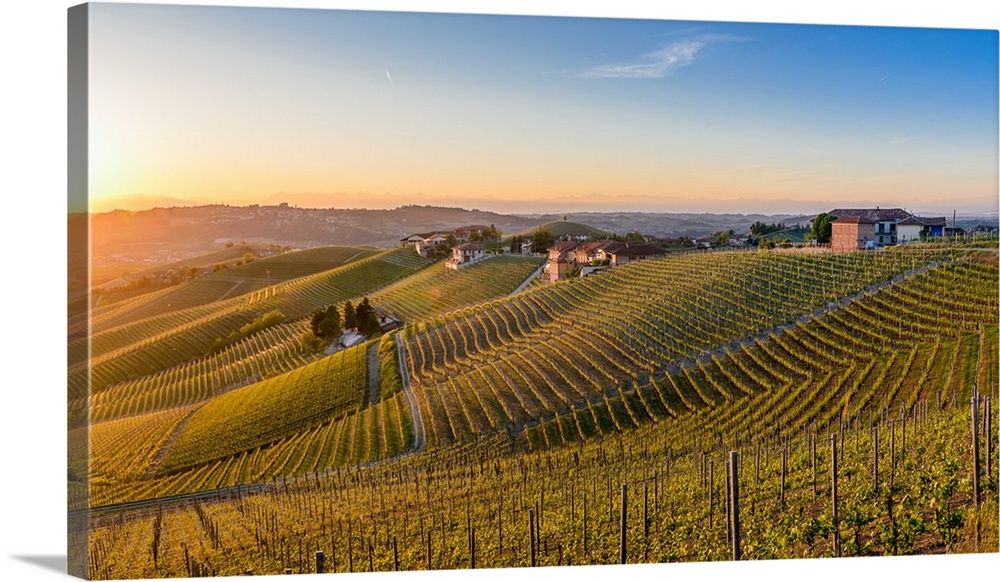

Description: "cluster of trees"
308 297 382 343
749 221 788 236
512 228 557 253
469 224 503 241
609 231 646 243
810 212 836 244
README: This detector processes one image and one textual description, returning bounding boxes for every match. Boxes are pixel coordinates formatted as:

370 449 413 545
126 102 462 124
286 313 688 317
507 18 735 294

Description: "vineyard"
77 246 999 578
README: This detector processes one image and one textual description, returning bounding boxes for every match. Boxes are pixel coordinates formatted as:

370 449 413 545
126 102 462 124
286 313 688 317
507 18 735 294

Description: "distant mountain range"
85 203 999 262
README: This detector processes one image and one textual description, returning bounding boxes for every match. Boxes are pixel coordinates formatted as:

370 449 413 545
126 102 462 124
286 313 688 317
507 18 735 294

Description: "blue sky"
87 3 998 215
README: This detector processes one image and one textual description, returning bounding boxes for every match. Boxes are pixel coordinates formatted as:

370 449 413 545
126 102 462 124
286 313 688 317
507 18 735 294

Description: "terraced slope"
402 248 955 446
67 247 435 404
370 254 544 322
90 246 379 333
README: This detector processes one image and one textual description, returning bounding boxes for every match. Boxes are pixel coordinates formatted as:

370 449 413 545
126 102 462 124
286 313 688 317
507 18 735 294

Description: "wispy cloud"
580 34 749 79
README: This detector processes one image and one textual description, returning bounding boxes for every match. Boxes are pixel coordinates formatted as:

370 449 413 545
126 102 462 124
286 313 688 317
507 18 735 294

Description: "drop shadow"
12 555 67 574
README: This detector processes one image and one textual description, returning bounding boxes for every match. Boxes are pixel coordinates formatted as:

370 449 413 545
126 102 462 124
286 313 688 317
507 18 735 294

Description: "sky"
86 2 999 216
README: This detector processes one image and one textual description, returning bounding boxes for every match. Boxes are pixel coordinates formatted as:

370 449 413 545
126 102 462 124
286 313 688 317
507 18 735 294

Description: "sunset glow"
88 4 998 215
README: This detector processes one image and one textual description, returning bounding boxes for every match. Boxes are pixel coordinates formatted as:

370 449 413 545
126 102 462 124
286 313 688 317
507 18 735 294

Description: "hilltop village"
397 207 994 284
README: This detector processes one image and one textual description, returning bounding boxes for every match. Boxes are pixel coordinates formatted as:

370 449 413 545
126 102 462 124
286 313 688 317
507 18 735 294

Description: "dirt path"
395 331 426 453
366 341 381 405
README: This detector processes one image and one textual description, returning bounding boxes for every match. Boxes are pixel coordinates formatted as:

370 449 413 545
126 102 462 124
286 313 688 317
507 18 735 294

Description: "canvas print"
68 2 999 579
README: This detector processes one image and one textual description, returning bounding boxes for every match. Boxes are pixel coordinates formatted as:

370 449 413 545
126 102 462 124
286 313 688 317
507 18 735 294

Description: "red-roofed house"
828 208 945 251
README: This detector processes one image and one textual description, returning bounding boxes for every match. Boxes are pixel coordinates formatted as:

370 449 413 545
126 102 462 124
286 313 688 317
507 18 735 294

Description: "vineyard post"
872 423 879 492
528 507 536 567
780 445 787 508
709 460 715 529
367 539 373 572
470 528 476 569
643 480 649 540
392 537 399 571
901 411 906 459
986 397 993 478
284 568 292 575
619 483 628 564
724 458 731 545
971 396 981 508
811 434 817 495
831 433 840 558
729 451 741 561
890 420 896 488
426 532 432 571
315 551 325 574
755 442 760 485
583 490 588 556
348 522 354 572
498 499 503 559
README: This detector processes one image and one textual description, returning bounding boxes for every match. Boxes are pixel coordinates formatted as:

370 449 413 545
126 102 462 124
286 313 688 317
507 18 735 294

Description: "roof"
832 216 873 224
898 216 947 227
548 241 581 253
828 208 913 222
455 242 487 251
605 242 666 257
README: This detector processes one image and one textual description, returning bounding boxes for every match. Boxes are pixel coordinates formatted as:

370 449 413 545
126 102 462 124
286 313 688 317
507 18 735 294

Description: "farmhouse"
546 239 665 281
828 208 947 252
445 242 488 270
400 225 493 257
400 232 451 257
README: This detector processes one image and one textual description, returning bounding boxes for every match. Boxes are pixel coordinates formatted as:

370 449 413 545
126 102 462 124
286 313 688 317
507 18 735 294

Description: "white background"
1 1 997 581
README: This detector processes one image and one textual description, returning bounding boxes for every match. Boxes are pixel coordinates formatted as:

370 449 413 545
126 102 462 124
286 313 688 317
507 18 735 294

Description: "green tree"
317 316 342 339
532 228 556 253
242 252 255 263
811 212 836 243
310 310 326 337
343 301 356 330
355 297 381 338
298 331 324 354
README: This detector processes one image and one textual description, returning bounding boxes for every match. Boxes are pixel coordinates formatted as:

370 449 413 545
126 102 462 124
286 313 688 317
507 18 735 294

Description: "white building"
445 242 488 270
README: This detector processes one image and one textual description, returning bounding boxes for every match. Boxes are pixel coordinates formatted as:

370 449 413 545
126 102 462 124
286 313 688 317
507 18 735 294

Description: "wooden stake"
729 451 741 561
872 424 879 492
972 396 981 507
528 508 536 567
619 483 628 564
780 446 787 508
831 434 840 557
811 434 817 495
986 397 993 479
